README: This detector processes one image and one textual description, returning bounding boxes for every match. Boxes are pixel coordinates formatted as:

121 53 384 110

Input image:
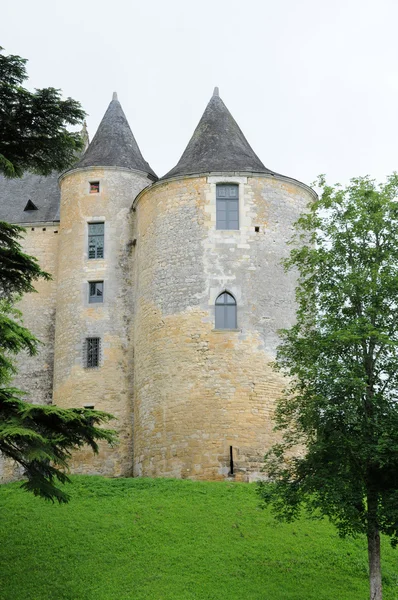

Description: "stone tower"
0 89 316 484
132 88 315 480
53 93 156 476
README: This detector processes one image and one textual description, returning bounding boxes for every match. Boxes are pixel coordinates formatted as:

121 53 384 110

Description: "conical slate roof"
162 88 274 180
75 93 157 179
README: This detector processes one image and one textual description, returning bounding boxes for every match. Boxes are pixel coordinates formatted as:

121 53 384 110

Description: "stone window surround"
89 180 101 194
207 175 247 232
83 336 101 368
209 286 242 332
85 218 106 261
215 290 237 329
88 280 104 304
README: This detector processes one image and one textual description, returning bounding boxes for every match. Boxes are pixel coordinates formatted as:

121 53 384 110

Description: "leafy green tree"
258 175 398 600
0 49 116 503
0 46 85 178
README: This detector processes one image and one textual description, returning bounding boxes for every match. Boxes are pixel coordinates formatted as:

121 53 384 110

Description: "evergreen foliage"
0 221 116 502
0 46 85 178
258 174 398 599
0 48 115 501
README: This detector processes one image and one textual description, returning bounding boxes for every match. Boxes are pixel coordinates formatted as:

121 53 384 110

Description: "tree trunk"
367 498 382 600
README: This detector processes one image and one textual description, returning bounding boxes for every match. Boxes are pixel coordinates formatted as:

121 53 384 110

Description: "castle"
0 88 316 482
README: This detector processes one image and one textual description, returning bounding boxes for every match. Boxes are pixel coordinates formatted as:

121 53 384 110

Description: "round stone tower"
53 94 157 476
132 88 315 481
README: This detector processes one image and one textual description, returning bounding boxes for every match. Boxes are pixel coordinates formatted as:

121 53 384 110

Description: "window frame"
215 291 237 330
88 222 105 260
89 181 100 194
88 281 104 304
216 184 239 231
84 337 101 368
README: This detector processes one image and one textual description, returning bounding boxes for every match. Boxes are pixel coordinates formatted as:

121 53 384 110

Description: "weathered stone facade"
53 167 150 476
133 174 312 480
0 90 316 483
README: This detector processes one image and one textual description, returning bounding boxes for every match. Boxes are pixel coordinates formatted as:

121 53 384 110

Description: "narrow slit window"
85 337 100 368
216 184 239 230
215 292 237 329
90 181 100 194
89 281 104 303
88 222 104 259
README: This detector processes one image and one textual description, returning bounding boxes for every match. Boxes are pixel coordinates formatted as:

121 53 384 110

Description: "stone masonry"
0 89 316 483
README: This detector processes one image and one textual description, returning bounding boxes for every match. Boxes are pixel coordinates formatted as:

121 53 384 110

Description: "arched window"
215 292 237 329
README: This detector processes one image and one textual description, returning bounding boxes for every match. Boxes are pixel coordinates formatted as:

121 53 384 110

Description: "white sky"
2 0 398 186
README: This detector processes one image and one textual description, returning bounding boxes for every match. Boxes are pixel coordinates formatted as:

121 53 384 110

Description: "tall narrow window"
215 292 237 329
88 222 104 259
89 281 104 303
90 181 100 194
85 337 100 368
216 184 239 230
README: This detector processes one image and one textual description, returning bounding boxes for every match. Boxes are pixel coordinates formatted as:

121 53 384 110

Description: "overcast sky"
2 0 398 186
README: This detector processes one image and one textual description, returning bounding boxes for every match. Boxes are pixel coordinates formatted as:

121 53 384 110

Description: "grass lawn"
0 476 397 599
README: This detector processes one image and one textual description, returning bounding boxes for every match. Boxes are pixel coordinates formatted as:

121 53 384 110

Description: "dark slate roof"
0 171 60 224
162 88 275 180
74 93 157 179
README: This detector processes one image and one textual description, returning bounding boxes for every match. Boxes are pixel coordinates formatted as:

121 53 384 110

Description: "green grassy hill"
0 476 397 599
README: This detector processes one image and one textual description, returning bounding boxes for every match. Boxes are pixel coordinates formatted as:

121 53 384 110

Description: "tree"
0 46 85 178
258 175 398 600
0 222 117 503
0 49 116 503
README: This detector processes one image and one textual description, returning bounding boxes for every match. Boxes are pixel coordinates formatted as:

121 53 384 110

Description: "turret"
132 89 315 480
53 94 156 476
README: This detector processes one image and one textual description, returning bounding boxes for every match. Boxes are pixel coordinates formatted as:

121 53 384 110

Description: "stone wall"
132 174 313 481
13 223 60 404
0 222 59 483
53 167 151 477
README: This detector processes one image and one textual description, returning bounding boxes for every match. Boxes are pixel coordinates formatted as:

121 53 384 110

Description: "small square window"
85 337 100 368
89 281 104 303
89 181 100 194
255 226 260 233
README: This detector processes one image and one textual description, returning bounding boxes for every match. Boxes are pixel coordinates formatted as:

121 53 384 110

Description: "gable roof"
74 93 157 179
0 171 60 224
162 88 275 180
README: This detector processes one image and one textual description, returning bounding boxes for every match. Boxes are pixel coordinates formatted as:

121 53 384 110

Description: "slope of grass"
0 476 397 600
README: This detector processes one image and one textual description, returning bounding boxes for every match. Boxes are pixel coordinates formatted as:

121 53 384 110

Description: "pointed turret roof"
75 93 157 179
162 88 274 180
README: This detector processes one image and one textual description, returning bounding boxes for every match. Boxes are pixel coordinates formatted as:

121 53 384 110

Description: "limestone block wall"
53 167 150 477
0 223 59 484
133 174 314 481
12 224 59 405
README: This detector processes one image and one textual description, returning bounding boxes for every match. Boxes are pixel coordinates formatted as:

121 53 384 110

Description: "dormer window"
24 200 38 211
89 181 100 194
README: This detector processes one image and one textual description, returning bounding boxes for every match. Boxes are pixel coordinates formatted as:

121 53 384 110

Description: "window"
215 292 237 329
24 199 38 211
89 281 104 303
88 223 104 259
90 181 100 193
216 184 239 230
85 337 100 368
